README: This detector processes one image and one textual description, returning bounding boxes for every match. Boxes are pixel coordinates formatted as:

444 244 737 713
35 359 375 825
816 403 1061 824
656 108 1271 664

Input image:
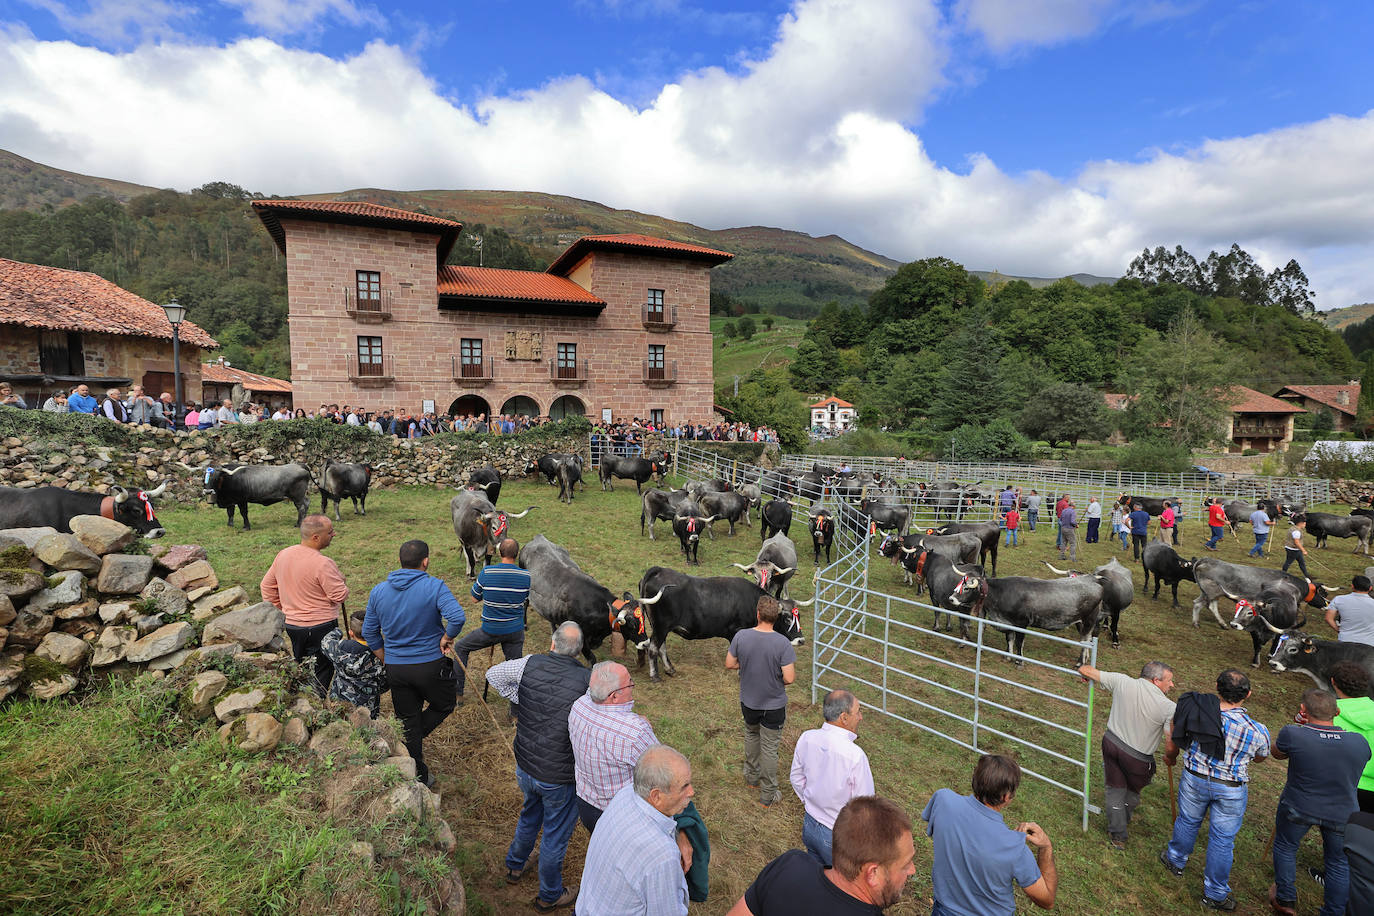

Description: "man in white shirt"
789 688 874 866
1327 575 1374 647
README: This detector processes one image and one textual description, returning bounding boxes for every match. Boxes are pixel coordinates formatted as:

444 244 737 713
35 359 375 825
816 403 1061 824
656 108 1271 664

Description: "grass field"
135 474 1374 916
711 316 807 385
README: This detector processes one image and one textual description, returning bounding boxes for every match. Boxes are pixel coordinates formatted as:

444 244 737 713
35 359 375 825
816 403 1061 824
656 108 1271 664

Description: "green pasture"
711 315 807 384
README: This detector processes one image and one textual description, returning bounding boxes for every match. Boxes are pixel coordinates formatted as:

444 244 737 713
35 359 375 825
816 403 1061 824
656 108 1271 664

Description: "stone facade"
274 218 717 424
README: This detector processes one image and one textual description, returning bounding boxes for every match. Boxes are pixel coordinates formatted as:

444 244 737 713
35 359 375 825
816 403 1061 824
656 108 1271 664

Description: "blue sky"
2 0 1373 305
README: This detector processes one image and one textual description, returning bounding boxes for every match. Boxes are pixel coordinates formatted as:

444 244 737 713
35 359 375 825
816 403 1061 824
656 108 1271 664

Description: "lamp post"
161 300 186 428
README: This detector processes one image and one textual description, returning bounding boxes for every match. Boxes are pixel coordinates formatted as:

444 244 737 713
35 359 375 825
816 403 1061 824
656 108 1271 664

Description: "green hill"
1321 302 1374 330
0 149 158 210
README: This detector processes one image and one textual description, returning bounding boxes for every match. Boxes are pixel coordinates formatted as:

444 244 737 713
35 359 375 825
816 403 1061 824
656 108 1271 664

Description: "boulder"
133 614 167 636
139 578 188 616
33 533 102 575
202 602 284 650
183 642 242 665
28 672 78 700
0 568 44 601
382 755 417 781
35 631 92 669
349 705 374 729
24 570 85 612
0 651 22 698
167 560 217 592
239 712 283 752
432 817 457 854
146 648 194 671
309 719 362 760
96 555 155 595
192 586 248 619
98 602 133 624
365 781 430 823
186 586 214 603
280 716 310 747
68 515 135 555
56 618 99 640
214 687 269 723
7 608 54 649
186 670 228 718
0 527 59 549
0 594 14 627
155 544 207 572
91 626 137 666
53 599 98 620
126 621 195 664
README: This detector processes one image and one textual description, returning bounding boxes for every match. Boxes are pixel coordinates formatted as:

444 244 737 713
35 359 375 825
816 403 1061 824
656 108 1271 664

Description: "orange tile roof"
1274 383 1359 417
0 258 217 348
810 396 855 409
1228 385 1306 415
1102 393 1134 411
252 199 463 262
437 265 607 307
201 362 293 393
547 233 733 276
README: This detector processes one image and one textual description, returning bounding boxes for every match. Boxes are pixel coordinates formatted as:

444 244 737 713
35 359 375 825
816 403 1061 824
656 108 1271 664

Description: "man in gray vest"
486 621 590 912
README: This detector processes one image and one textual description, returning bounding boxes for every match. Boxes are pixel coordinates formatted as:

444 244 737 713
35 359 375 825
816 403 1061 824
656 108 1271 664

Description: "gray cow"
733 532 798 599
319 459 372 520
450 488 535 578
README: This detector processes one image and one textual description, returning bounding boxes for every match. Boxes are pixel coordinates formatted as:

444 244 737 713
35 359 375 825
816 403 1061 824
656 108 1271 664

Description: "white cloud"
217 0 384 35
0 0 1372 305
954 0 1191 53
20 0 193 45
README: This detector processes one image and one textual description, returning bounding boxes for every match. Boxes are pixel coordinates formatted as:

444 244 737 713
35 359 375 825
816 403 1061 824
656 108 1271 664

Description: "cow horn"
221 465 245 475
482 510 497 520
143 480 168 498
774 566 795 575
1220 586 1245 602
506 506 536 519
900 546 919 554
1257 614 1286 635
111 486 129 504
732 563 755 572
1043 561 1072 575
792 596 816 607
703 515 718 523
674 514 688 521
1321 585 1339 593
476 480 497 491
951 563 970 575
638 586 670 606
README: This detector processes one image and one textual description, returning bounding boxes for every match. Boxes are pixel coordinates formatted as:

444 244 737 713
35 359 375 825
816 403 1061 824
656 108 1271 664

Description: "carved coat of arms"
504 330 543 360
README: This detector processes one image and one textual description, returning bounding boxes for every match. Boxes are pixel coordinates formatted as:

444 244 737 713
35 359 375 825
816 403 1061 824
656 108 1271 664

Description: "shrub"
1117 437 1191 473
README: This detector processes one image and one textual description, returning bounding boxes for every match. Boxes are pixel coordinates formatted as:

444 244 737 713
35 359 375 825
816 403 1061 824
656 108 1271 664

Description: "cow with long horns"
0 480 168 537
734 533 798 599
671 502 717 566
450 488 535 578
808 509 835 565
204 463 311 530
465 466 503 505
946 566 1104 666
1189 556 1333 629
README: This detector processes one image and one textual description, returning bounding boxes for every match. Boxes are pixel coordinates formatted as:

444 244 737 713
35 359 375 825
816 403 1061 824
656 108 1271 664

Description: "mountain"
970 269 1118 289
1320 302 1374 330
0 150 158 210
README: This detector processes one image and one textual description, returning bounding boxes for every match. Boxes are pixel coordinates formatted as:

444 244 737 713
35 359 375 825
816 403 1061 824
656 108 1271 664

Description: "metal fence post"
1082 637 1099 832
973 617 984 749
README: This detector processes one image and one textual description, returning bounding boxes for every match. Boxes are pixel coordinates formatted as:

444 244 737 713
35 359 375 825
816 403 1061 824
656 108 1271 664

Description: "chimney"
1338 390 1350 406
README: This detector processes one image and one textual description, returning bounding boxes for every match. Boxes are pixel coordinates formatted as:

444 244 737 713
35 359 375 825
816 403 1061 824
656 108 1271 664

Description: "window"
357 336 383 376
647 344 665 379
646 288 665 320
650 408 664 426
460 338 484 378
39 331 84 376
557 343 578 379
356 271 381 308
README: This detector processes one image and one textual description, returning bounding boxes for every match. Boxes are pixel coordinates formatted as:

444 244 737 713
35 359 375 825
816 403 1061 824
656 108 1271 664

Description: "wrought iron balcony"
643 360 676 387
451 356 494 385
550 358 589 386
642 304 677 331
347 354 394 384
344 287 394 320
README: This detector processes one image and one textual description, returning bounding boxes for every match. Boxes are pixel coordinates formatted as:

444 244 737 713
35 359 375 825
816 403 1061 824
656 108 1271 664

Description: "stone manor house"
252 199 732 423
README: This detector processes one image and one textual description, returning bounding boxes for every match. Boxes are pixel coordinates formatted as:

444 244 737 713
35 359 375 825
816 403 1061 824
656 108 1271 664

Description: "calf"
319 460 372 520
1269 633 1374 688
1140 541 1196 608
760 498 793 541
809 510 835 564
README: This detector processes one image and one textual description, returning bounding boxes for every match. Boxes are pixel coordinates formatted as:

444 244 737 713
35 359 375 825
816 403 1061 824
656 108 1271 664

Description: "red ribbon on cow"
492 513 509 540
138 492 154 521
687 517 697 533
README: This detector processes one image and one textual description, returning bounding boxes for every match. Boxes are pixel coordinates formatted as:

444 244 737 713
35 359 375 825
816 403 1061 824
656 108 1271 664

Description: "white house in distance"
811 396 857 431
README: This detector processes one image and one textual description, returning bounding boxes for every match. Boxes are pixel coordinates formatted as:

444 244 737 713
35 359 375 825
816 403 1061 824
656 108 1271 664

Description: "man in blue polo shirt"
454 536 530 705
1128 503 1151 560
66 383 97 414
922 754 1057 915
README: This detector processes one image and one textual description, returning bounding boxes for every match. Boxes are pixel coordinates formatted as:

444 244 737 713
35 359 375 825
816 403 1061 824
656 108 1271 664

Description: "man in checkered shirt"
568 662 659 830
1160 669 1271 912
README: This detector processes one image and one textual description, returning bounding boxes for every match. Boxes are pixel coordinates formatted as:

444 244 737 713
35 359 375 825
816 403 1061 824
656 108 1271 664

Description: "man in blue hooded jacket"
363 539 466 787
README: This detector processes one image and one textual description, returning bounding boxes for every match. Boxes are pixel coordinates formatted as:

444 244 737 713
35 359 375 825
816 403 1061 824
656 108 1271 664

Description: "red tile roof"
0 258 217 348
810 396 854 409
1274 383 1359 417
1228 385 1305 415
201 362 292 393
547 233 733 276
437 265 607 307
251 199 463 262
1102 393 1134 411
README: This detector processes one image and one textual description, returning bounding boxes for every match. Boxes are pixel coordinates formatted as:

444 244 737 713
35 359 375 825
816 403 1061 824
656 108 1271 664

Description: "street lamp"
161 300 186 428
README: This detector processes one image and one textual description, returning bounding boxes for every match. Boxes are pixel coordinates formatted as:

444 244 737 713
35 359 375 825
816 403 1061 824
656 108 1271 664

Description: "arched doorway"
501 395 540 417
548 395 585 421
448 395 491 418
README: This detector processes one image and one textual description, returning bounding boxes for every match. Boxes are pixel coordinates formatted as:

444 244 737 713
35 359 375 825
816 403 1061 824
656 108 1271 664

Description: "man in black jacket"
486 621 590 912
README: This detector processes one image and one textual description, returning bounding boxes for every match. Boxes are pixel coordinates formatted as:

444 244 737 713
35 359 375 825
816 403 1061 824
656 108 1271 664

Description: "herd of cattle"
4 452 1374 691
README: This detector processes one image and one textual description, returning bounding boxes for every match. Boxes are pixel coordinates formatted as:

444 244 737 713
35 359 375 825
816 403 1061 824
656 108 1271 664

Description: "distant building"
1273 382 1360 431
201 359 293 413
1224 386 1305 453
0 257 216 408
810 396 856 431
251 199 730 424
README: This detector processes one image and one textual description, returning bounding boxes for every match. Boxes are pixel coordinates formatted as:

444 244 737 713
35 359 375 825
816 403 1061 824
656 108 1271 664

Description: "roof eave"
438 295 606 318
253 204 462 262
546 239 733 276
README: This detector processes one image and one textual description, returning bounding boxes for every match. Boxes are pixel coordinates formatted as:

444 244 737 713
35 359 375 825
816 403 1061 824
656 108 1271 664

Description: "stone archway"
448 395 491 418
548 395 585 421
500 395 540 417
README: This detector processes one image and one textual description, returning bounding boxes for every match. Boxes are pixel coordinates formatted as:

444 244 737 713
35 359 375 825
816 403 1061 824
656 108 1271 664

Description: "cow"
556 457 583 505
640 488 691 540
1223 577 1320 668
737 483 763 512
600 455 668 493
465 466 502 505
1221 500 1257 536
1140 541 1197 608
925 480 983 521
1117 495 1180 517
636 565 809 681
519 534 662 663
795 471 835 505
858 497 910 538
0 481 168 537
1044 558 1134 648
318 460 372 520
808 509 835 564
1268 633 1374 688
204 463 311 530
526 453 576 486
1190 556 1334 629
880 532 978 589
671 503 716 566
928 520 1000 576
760 498 793 542
947 570 1104 666
450 488 535 578
699 490 751 537
733 533 798 599
759 469 797 500
917 552 985 639
686 478 731 502
1303 511 1372 553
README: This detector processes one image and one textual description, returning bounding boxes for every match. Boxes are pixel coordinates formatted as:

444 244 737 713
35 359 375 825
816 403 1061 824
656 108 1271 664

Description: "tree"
930 316 1005 432
1017 383 1113 448
1202 243 1268 306
737 316 756 340
1267 259 1315 315
722 321 738 339
866 257 982 327
762 316 774 332
948 418 1033 462
1119 308 1241 448
789 336 839 392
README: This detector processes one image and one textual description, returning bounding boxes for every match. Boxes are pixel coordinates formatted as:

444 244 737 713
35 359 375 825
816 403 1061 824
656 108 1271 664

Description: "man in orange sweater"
262 514 350 694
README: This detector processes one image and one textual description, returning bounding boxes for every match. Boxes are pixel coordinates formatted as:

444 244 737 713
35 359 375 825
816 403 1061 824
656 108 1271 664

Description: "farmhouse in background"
1272 381 1360 431
810 396 857 432
0 257 216 408
201 358 293 413
1224 385 1305 453
251 199 730 423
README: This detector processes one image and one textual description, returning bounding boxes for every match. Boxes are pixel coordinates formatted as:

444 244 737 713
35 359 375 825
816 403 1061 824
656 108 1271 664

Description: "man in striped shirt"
569 661 660 833
454 537 530 704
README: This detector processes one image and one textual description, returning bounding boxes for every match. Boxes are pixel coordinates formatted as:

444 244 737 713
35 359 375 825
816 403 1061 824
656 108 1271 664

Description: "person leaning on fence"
921 754 1057 915
725 595 797 808
727 795 917 915
789 689 874 867
1076 661 1177 849
1268 687 1370 916
1159 668 1270 912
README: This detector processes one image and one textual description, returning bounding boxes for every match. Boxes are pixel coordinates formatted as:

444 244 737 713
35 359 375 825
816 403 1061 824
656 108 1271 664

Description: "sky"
1 0 1373 307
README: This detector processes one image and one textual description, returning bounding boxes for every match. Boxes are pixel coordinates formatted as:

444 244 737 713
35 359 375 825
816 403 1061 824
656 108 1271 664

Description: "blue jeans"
1027 509 1038 530
1272 803 1348 915
803 811 833 866
1249 532 1269 556
1165 770 1248 902
1004 528 1018 546
1205 525 1225 549
1118 529 1129 549
507 766 579 904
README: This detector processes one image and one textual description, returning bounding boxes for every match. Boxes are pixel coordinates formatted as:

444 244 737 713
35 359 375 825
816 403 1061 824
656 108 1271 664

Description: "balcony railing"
642 304 677 330
643 359 676 386
550 358 589 385
347 354 394 383
1232 424 1286 438
344 287 394 319
451 356 494 385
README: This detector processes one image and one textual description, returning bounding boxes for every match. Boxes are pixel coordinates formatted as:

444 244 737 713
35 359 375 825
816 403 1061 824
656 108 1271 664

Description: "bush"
1117 437 1191 473
946 418 1033 462
1242 448 1259 456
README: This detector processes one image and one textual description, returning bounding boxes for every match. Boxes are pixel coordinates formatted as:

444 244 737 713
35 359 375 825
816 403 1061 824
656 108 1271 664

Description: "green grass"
712 316 808 386
11 474 1369 914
